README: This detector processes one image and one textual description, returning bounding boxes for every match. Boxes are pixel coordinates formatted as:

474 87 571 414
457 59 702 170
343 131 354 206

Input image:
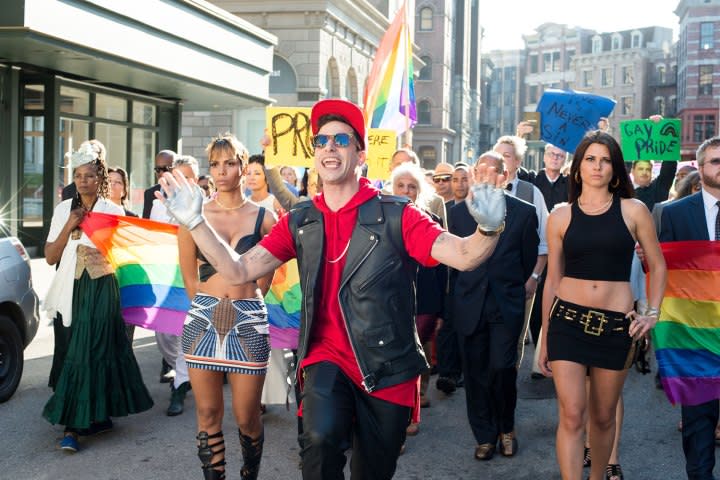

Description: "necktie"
715 201 720 241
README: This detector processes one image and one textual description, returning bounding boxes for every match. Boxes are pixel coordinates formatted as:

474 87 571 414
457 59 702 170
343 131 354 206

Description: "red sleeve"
258 212 296 263
402 204 444 267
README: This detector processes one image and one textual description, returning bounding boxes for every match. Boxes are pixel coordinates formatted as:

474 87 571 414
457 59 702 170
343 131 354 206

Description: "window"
700 22 714 50
621 96 633 116
419 56 432 80
669 96 677 116
601 68 613 87
528 85 538 104
699 65 713 96
611 34 622 51
622 66 633 85
419 7 433 31
542 51 560 72
655 97 666 116
583 70 593 88
631 31 642 48
529 54 539 74
693 115 716 142
565 48 575 70
418 146 436 167
592 36 602 54
418 100 431 124
657 65 666 84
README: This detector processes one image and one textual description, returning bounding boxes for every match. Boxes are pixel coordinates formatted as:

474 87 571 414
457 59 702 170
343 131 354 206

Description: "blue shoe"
60 433 79 453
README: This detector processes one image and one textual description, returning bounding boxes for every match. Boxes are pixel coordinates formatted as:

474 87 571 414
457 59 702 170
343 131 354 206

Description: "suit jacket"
142 184 161 219
659 192 709 242
449 195 539 337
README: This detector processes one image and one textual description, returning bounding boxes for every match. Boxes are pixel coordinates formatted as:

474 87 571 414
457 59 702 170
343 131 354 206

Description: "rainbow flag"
265 259 301 349
363 0 416 134
653 241 720 406
80 212 190 335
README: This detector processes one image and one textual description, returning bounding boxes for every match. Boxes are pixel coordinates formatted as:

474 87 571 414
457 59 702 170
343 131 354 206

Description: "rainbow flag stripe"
264 259 301 349
363 0 416 134
81 212 190 335
653 240 720 406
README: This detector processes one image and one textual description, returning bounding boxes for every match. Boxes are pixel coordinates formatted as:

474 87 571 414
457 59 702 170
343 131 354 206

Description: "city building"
675 0 720 160
0 0 275 249
486 49 526 140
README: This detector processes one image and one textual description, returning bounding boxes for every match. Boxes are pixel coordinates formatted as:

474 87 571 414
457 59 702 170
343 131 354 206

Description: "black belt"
552 299 629 337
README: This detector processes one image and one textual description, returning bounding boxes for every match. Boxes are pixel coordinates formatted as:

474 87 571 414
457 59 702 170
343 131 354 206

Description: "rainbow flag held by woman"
653 241 720 406
265 259 301 349
80 212 190 335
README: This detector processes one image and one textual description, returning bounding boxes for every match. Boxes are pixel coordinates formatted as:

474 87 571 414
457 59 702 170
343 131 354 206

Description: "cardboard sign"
265 107 314 167
536 89 616 153
620 119 681 161
365 129 397 180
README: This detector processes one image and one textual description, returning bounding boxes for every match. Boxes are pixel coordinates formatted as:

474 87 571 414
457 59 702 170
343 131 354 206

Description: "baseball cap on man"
311 99 367 150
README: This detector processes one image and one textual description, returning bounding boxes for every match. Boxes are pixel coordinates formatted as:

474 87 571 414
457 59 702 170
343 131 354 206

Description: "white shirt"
701 189 720 240
506 178 549 255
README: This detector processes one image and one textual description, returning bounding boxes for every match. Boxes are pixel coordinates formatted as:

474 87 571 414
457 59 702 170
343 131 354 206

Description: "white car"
0 236 39 402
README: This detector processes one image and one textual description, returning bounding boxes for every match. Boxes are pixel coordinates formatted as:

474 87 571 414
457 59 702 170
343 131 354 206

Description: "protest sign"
366 129 397 180
536 90 616 152
265 107 313 167
620 118 681 161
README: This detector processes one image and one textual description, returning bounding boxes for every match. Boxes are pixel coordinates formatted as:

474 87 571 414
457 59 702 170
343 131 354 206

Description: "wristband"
477 221 505 237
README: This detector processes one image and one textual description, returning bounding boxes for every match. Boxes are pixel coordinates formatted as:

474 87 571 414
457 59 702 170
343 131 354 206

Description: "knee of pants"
301 423 347 453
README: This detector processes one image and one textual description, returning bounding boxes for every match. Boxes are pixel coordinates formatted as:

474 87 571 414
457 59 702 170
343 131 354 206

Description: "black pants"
460 307 521 445
300 362 411 480
436 296 462 379
682 399 718 480
528 266 547 346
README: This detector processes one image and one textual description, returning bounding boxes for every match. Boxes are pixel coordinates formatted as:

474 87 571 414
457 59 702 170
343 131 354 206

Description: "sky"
479 0 681 52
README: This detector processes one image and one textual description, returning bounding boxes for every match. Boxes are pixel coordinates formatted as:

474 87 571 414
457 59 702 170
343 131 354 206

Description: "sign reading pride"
620 118 681 161
536 90 616 153
365 130 397 179
265 107 314 167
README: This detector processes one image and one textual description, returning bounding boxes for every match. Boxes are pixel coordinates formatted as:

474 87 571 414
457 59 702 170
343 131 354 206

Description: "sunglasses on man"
154 166 173 174
433 175 452 184
312 133 356 149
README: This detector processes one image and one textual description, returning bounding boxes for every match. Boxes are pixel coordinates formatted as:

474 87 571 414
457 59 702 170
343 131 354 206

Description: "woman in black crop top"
537 131 666 480
177 133 276 480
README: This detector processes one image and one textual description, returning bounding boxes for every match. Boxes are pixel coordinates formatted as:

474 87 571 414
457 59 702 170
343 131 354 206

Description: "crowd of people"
41 97 720 480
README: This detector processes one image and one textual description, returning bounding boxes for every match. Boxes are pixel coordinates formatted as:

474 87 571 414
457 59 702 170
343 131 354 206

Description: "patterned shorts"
182 294 270 375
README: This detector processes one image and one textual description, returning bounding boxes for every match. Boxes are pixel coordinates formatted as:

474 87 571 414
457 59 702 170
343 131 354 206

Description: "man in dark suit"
142 150 176 219
660 136 720 480
449 151 539 461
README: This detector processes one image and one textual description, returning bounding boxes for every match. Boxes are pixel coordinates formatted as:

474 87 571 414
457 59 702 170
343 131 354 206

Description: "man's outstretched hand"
155 170 205 230
466 163 506 233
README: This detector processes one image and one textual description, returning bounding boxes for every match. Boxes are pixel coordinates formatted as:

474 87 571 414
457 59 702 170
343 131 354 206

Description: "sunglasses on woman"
312 133 355 149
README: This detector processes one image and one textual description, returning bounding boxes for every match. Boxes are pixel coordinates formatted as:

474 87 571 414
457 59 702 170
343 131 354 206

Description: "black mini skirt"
546 298 635 371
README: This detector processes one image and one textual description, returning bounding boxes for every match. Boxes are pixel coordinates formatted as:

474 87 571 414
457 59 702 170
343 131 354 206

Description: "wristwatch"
477 222 505 237
531 272 542 282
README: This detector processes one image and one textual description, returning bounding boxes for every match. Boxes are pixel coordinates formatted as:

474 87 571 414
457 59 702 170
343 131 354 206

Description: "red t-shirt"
259 178 444 408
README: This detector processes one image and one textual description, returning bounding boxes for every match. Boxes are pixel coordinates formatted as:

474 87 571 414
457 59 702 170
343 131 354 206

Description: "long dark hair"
568 130 634 203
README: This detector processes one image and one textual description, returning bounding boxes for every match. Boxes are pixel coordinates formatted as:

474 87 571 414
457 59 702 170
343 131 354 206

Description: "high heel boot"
197 431 226 480
239 428 264 480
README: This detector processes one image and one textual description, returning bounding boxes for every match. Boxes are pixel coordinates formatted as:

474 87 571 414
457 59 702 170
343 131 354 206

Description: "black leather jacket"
288 194 428 392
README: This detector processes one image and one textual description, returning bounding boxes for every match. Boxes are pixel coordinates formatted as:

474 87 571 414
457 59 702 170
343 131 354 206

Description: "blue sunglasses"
312 133 355 149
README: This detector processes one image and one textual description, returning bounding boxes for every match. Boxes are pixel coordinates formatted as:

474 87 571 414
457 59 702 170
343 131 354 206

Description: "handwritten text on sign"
536 90 616 153
265 107 313 167
366 130 397 180
620 119 681 161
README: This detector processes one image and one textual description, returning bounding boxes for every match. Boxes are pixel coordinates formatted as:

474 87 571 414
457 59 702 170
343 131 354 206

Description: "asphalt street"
0 259 694 479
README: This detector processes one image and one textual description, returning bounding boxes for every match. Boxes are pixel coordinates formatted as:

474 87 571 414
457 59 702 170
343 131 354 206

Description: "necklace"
327 240 351 264
578 196 613 215
214 197 246 210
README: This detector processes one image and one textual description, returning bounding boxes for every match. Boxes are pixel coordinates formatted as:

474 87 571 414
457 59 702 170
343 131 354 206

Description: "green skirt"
43 270 154 429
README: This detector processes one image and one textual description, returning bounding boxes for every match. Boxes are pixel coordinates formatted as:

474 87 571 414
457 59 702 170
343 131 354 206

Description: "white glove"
466 183 506 233
161 175 205 230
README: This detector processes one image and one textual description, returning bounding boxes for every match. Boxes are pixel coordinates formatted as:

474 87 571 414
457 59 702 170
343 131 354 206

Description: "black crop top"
197 207 265 282
562 196 635 282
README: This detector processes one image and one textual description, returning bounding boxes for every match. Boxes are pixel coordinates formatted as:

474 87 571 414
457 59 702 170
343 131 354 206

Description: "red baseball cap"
311 99 367 150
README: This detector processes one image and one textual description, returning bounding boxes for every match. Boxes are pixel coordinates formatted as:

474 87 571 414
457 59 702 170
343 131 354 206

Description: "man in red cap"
158 99 507 479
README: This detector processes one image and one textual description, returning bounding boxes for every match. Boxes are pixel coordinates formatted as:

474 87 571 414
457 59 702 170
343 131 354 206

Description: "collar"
313 177 379 214
701 188 720 210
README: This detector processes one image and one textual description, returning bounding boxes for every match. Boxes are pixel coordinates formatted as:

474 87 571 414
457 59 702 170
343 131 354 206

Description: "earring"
574 171 581 183
611 177 620 188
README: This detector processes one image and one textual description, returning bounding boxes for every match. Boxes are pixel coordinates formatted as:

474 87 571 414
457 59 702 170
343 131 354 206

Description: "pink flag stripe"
123 306 186 336
661 376 720 407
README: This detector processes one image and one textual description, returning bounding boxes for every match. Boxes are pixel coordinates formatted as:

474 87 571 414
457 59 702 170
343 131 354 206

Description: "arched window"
419 56 432 80
418 100 431 124
419 7 433 31
611 33 622 51
269 55 297 94
325 58 340 98
592 35 602 54
631 30 643 48
345 68 358 102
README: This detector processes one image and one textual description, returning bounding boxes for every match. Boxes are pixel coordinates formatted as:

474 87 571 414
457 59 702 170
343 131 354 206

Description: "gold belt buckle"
581 310 607 336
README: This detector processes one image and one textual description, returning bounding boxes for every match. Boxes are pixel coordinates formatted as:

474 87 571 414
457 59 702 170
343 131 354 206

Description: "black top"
533 170 568 211
562 196 635 282
197 207 265 282
632 161 677 211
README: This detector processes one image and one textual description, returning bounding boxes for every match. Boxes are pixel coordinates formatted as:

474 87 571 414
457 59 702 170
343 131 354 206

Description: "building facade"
0 0 275 249
486 49 526 140
675 0 720 160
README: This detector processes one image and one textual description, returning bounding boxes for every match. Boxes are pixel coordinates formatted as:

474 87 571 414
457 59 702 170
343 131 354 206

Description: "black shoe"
160 358 175 383
167 382 190 416
436 376 457 394
531 372 545 380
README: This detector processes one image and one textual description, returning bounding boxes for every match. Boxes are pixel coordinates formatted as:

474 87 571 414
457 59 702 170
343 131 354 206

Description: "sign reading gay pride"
366 129 397 179
536 90 616 153
265 107 314 167
620 118 681 161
